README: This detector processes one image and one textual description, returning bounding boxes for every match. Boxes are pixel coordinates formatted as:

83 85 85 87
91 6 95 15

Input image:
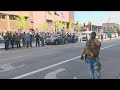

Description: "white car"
80 31 92 41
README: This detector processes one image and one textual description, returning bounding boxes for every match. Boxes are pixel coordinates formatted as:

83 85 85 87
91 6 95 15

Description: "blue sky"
74 11 120 26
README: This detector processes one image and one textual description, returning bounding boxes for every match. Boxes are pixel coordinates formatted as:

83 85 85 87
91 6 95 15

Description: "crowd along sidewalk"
1 37 120 49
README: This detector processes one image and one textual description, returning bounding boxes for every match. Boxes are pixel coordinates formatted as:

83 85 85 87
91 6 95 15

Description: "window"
9 15 16 20
0 15 5 19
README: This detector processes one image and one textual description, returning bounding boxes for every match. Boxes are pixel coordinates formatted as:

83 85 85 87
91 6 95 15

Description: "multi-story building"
0 11 74 32
102 23 120 33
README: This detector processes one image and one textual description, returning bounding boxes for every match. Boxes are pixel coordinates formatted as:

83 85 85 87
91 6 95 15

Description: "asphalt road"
0 38 120 79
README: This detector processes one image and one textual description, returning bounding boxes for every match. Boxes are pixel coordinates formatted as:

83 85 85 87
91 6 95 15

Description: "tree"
51 19 55 32
68 20 74 33
17 14 27 30
56 21 60 30
41 21 48 32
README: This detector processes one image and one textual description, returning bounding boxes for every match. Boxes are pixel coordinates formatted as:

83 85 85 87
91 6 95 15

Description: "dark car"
45 34 68 45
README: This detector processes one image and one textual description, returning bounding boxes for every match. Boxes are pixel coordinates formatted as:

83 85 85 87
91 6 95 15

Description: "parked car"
45 34 68 45
74 36 78 43
80 31 94 41
0 34 5 43
0 34 5 49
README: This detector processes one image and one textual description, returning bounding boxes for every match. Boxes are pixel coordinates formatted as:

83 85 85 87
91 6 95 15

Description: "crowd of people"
0 28 78 50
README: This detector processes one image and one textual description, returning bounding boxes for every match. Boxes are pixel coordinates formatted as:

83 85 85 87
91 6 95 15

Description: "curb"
101 37 120 41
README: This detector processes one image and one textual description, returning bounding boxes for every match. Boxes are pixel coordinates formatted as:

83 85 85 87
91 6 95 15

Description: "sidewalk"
99 36 120 41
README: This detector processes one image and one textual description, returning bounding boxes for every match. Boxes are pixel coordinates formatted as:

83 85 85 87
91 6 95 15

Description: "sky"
74 11 120 26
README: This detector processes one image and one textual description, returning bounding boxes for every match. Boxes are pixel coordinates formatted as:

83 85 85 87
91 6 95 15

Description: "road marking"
44 68 66 79
0 63 14 70
0 64 24 72
101 44 117 50
73 77 77 79
11 43 118 79
12 56 81 79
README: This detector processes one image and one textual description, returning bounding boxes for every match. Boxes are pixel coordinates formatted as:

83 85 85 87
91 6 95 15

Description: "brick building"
0 11 74 33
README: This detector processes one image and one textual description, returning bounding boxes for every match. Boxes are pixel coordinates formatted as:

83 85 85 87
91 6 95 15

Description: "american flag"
61 12 65 18
29 17 34 23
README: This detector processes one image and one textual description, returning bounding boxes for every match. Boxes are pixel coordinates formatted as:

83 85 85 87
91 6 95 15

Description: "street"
0 38 120 79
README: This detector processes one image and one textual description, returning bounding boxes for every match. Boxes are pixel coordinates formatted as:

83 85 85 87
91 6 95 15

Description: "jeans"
41 39 44 46
86 58 101 79
36 40 40 47
5 40 9 50
30 40 32 47
16 41 21 48
11 40 14 48
26 41 30 48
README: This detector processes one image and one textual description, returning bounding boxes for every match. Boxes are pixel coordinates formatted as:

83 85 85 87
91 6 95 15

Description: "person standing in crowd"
41 34 44 46
30 33 33 48
24 33 30 48
8 32 12 47
101 34 103 41
11 33 16 48
69 33 72 43
61 33 65 45
4 32 9 50
110 32 112 40
15 33 21 48
35 33 40 47
72 33 75 43
67 33 70 43
22 32 26 47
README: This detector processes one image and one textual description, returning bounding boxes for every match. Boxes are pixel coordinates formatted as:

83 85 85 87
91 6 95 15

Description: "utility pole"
108 17 110 33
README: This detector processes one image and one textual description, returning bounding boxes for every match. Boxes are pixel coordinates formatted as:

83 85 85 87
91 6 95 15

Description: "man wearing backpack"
81 32 101 79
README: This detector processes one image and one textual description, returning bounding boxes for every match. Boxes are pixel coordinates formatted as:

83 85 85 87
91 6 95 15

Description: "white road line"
73 77 77 79
44 68 66 79
101 44 117 50
11 43 118 79
12 56 81 79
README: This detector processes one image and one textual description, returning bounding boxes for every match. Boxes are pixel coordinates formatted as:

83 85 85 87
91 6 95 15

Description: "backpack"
84 39 100 58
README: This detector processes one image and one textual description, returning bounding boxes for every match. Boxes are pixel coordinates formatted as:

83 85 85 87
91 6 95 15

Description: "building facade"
0 11 74 33
102 23 120 33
